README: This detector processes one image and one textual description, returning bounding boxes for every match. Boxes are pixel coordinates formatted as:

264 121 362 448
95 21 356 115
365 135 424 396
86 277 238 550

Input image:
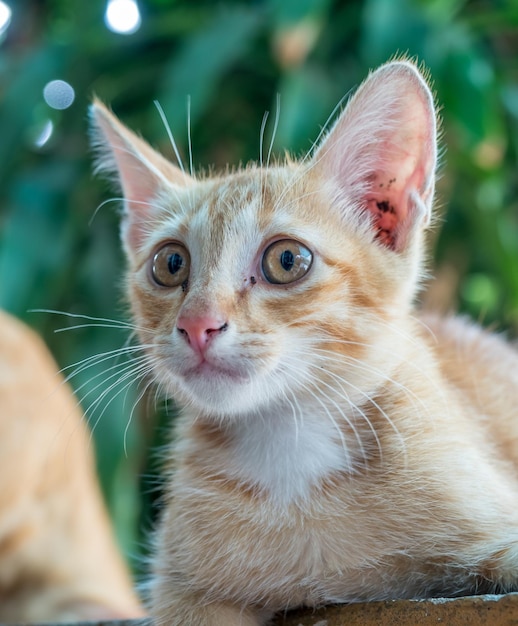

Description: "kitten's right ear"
311 60 437 254
89 99 193 252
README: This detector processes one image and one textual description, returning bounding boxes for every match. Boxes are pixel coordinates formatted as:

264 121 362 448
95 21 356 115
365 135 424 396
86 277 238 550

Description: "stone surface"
34 594 518 626
274 594 518 625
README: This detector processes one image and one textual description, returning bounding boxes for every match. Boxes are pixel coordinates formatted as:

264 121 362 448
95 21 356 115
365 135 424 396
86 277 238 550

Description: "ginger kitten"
0 310 144 621
90 60 518 625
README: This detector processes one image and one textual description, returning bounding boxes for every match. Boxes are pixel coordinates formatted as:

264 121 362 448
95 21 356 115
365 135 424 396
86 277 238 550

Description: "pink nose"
176 315 228 356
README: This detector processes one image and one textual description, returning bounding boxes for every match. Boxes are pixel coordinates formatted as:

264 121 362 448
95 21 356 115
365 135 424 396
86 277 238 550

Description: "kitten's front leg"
151 592 267 626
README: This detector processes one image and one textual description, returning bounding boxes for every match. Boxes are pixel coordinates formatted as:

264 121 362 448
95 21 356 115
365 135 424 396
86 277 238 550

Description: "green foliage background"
1 0 518 577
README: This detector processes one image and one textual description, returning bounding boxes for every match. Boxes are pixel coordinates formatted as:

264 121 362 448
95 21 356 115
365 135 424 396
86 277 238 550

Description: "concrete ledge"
273 593 518 625
32 593 518 626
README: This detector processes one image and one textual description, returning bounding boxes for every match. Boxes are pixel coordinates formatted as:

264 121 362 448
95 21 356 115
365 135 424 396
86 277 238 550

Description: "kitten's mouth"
173 356 260 414
185 358 248 382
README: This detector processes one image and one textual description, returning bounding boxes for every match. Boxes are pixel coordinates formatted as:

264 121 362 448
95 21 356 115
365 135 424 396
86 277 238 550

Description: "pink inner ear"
364 140 432 251
367 197 399 249
366 167 405 249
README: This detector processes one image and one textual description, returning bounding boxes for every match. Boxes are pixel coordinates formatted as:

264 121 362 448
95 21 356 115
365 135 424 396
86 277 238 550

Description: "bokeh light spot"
0 1 12 37
105 0 141 35
34 120 54 148
43 80 75 110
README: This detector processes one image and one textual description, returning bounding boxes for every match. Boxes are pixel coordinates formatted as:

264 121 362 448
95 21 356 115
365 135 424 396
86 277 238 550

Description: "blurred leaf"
274 65 337 154
0 162 78 312
268 0 333 26
156 6 265 144
361 0 431 64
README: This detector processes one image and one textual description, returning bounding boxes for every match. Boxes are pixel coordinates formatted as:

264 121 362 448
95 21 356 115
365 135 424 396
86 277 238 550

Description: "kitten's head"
90 60 437 418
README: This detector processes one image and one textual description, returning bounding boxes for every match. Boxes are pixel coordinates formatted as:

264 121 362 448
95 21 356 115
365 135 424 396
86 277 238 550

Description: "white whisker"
29 308 139 330
61 345 151 383
306 364 384 462
280 364 360 465
306 356 406 464
88 196 164 226
307 346 432 422
187 95 195 179
84 358 155 439
124 376 157 457
266 93 280 168
54 323 136 334
154 100 186 176
259 110 269 167
301 88 352 165
74 354 151 408
275 377 302 445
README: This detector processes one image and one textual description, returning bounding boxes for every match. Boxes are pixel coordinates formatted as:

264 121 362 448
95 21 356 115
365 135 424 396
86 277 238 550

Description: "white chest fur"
221 400 358 505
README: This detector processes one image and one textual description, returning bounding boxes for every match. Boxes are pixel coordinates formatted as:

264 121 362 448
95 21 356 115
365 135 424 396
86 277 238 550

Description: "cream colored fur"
0 310 144 621
90 60 518 625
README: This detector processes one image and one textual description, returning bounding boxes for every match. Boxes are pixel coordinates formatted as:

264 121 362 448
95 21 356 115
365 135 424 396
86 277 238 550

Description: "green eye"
151 243 190 288
262 239 313 285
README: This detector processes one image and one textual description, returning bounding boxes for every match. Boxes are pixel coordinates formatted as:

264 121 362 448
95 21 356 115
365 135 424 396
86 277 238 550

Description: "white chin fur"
163 367 277 416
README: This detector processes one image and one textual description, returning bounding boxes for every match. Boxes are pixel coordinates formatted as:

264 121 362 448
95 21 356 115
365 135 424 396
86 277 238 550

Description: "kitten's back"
421 312 518 465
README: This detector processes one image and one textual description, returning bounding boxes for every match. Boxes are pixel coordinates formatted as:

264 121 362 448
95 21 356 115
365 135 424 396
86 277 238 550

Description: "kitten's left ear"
312 60 437 252
89 100 193 253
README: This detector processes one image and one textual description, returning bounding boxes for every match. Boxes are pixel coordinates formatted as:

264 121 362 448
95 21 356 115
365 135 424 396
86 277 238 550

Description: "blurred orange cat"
0 309 144 621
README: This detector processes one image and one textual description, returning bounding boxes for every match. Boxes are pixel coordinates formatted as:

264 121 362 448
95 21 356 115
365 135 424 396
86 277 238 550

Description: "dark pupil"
280 249 294 271
167 253 183 275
